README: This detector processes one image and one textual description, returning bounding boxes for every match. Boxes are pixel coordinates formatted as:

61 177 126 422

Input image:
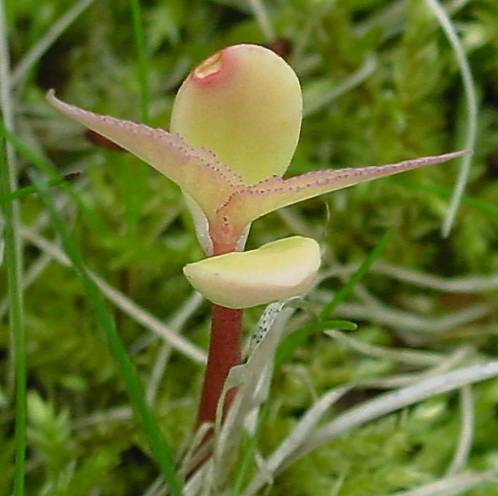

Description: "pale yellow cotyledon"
183 236 320 308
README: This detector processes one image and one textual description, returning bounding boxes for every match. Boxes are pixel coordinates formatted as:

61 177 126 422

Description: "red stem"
196 239 243 427
196 304 242 426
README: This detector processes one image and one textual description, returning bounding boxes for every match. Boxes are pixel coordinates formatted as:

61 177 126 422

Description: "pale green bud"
171 44 302 184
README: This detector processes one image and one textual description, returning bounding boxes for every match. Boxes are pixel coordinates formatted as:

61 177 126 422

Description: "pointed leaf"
171 44 302 184
46 90 244 220
183 236 320 309
216 151 468 245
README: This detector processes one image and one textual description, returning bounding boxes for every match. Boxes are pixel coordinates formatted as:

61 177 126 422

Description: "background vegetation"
1 0 498 494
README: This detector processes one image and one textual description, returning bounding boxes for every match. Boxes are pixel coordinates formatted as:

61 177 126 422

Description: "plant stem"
197 304 243 426
196 239 244 427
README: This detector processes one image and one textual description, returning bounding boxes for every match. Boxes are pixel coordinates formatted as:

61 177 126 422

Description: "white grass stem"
0 0 17 178
373 261 498 293
72 405 132 429
391 470 498 496
91 272 205 364
446 385 474 475
0 182 81 320
277 208 318 238
146 292 204 404
20 228 206 364
264 386 351 475
0 0 22 321
325 330 443 366
424 0 478 237
320 261 498 293
355 0 471 40
352 283 384 308
296 361 498 466
11 0 96 87
244 360 498 495
244 349 471 493
0 251 52 320
332 301 490 334
303 56 377 117
141 477 164 496
248 0 275 41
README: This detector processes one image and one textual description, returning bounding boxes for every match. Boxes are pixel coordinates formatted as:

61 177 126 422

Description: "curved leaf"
183 236 320 309
47 90 244 221
216 151 468 245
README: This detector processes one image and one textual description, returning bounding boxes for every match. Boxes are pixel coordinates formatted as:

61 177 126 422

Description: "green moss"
2 0 498 494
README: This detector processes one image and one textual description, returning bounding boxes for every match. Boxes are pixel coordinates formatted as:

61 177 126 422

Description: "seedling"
47 43 466 439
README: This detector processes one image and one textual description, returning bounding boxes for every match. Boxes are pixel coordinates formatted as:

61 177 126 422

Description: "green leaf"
0 135 26 495
275 320 358 368
0 173 79 205
319 229 392 321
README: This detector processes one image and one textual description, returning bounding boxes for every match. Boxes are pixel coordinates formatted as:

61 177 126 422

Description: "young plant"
46 43 465 434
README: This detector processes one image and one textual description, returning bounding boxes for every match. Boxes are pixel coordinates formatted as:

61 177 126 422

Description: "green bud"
171 44 302 184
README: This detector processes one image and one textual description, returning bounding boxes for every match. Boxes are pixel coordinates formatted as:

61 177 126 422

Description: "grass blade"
230 403 269 496
275 319 358 367
29 171 184 496
20 228 206 363
129 0 150 123
0 138 26 495
248 0 275 41
0 0 26 490
0 123 107 235
275 230 390 367
114 0 151 234
392 470 497 496
303 56 377 117
0 173 80 205
424 0 478 237
294 360 498 467
404 180 498 219
319 229 392 321
11 0 96 87
264 385 351 478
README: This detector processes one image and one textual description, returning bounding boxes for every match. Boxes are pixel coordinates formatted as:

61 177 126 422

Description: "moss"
2 0 498 494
